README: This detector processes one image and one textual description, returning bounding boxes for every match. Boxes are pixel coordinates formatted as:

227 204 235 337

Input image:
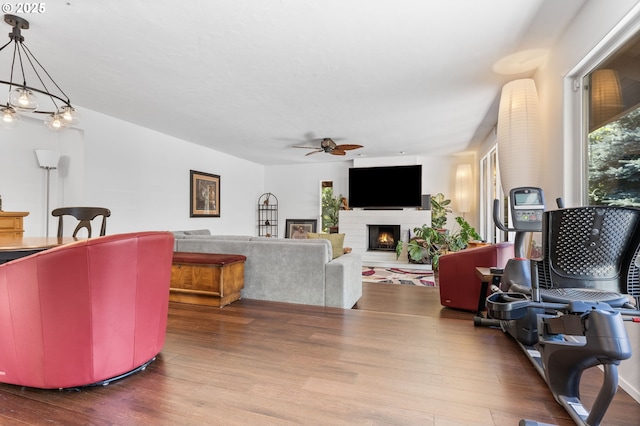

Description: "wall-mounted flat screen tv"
348 165 422 209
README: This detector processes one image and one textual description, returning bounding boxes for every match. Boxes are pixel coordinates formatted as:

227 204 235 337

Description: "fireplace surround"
339 209 431 268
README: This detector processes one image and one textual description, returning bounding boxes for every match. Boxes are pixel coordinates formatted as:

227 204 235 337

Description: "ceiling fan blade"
305 150 322 156
334 144 363 151
330 150 347 156
293 145 320 149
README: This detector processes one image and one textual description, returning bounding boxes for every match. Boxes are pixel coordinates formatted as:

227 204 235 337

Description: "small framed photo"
285 219 317 239
190 170 220 217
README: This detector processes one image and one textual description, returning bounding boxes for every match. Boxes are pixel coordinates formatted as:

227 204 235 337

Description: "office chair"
52 207 111 238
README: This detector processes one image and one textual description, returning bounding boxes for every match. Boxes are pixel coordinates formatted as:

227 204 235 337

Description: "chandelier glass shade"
0 14 77 130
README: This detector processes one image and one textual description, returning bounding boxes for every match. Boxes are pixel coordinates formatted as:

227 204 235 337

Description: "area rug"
362 267 436 287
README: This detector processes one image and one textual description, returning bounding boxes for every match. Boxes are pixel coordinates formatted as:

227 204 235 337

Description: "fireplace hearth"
368 224 401 251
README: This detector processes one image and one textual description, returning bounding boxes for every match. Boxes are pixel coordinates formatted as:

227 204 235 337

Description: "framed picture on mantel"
285 219 317 239
190 170 220 217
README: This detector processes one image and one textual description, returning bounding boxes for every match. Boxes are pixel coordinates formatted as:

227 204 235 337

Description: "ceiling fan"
293 138 363 156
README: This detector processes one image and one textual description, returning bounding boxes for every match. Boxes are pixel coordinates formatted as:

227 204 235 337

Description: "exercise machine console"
492 186 545 291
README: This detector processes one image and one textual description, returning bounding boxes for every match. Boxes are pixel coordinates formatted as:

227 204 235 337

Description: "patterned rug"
362 267 436 287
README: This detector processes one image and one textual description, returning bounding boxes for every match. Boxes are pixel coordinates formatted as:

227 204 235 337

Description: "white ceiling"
1 0 586 165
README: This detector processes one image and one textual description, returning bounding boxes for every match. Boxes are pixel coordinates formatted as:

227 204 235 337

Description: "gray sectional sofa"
172 230 363 309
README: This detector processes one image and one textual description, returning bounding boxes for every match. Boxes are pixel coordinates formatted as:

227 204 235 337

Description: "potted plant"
430 192 452 230
396 224 447 267
396 193 481 269
321 188 343 233
443 216 482 253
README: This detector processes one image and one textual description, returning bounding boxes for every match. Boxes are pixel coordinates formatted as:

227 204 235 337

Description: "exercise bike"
481 188 640 425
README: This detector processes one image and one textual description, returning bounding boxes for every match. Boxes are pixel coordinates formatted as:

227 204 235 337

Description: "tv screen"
348 165 422 209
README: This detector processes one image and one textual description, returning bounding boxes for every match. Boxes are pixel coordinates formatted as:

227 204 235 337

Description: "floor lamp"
35 150 60 237
495 79 542 287
455 164 472 219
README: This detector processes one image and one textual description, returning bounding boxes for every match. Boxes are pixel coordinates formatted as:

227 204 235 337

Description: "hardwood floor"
0 282 639 425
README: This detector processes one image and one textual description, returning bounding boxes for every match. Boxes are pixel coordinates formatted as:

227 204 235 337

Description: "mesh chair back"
536 206 640 297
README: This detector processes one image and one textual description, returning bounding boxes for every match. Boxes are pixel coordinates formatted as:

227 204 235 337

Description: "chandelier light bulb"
0 106 20 128
58 105 79 125
8 87 38 112
45 113 64 131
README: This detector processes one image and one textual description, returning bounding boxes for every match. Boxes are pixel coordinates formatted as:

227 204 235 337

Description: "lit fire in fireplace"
377 231 395 249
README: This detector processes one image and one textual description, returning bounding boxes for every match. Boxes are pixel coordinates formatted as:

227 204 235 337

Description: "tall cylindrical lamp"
496 79 542 195
590 69 623 131
455 164 472 217
35 149 60 237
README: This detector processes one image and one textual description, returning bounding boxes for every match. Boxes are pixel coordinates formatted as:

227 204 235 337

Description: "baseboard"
619 375 640 404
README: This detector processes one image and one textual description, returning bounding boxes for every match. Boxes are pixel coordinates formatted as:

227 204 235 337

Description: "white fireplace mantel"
339 209 431 268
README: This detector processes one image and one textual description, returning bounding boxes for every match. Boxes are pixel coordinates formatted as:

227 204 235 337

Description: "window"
480 146 505 243
586 31 640 206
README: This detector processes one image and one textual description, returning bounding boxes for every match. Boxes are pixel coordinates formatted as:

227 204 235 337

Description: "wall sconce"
455 163 472 216
35 149 60 237
496 78 542 194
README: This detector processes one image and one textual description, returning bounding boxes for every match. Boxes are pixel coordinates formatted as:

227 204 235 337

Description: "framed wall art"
285 219 317 239
190 170 220 217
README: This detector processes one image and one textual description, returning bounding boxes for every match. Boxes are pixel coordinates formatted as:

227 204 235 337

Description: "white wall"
1 108 265 236
264 161 350 237
0 116 85 235
265 152 478 237
536 0 640 205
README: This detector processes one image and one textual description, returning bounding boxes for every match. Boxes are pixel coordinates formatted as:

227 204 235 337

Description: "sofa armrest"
438 242 514 311
325 252 363 309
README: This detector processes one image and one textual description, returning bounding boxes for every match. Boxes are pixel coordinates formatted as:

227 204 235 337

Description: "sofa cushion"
307 233 345 259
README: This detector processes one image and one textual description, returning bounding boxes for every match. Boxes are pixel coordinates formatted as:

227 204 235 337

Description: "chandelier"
0 14 78 130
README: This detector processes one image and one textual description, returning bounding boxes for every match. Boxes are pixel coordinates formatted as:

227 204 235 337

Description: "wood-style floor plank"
0 281 638 425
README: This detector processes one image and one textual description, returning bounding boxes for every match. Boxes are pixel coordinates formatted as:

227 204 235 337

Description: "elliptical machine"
481 189 640 426
493 187 545 292
474 187 546 344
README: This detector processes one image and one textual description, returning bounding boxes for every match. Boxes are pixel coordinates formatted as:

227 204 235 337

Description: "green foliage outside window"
321 187 342 232
588 108 640 207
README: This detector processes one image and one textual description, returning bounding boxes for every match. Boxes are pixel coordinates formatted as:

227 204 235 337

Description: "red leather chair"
0 231 174 389
438 242 513 311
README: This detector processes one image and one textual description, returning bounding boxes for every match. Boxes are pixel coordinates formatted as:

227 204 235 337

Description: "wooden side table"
0 211 29 238
474 267 502 315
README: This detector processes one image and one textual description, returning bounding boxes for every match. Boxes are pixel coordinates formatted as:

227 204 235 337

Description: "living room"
0 1 635 241
0 0 590 237
2 1 640 423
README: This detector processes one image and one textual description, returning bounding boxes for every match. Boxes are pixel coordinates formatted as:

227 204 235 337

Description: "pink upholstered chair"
438 242 513 311
0 231 174 389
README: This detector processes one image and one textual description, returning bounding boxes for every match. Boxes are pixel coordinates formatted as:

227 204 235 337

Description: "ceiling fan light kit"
293 137 363 156
0 14 78 130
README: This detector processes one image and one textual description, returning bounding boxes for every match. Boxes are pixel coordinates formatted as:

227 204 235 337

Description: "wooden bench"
170 252 246 307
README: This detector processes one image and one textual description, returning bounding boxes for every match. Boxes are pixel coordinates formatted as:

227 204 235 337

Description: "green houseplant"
396 223 446 267
321 187 343 233
395 193 481 269
430 192 452 230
